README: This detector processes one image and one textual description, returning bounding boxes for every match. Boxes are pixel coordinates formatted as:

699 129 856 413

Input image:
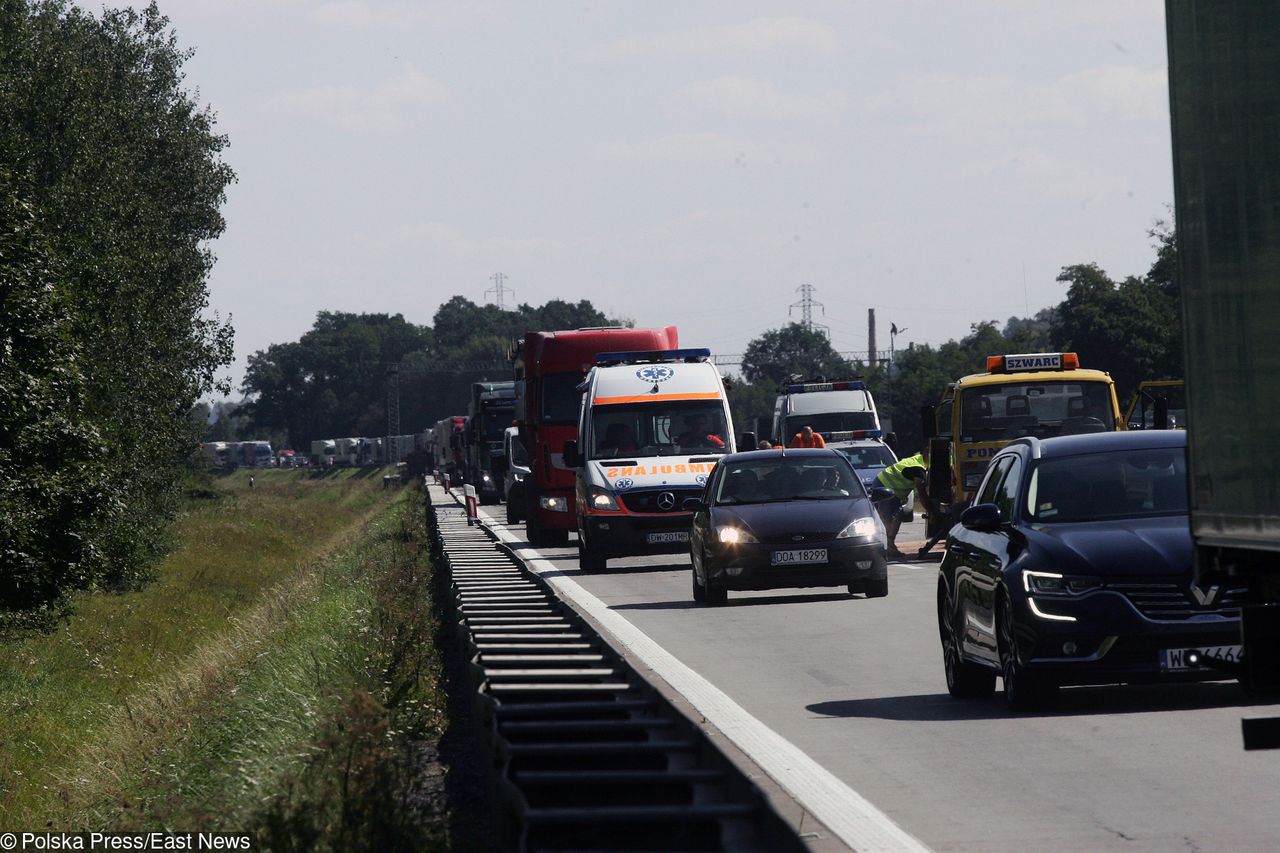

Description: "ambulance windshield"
590 401 728 459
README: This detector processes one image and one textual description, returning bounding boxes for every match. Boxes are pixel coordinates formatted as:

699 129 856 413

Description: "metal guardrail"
425 485 807 852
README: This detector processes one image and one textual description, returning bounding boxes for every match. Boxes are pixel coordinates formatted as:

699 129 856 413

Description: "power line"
485 272 513 310
788 283 828 337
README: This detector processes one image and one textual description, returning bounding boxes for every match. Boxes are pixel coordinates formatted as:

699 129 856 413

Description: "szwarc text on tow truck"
563 348 736 571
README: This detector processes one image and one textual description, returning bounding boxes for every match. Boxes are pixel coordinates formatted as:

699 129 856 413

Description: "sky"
88 0 1173 391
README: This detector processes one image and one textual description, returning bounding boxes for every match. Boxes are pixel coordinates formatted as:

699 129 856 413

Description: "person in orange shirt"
788 425 826 448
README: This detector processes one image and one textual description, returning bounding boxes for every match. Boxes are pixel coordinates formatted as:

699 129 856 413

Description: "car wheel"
705 579 728 606
578 527 606 572
847 579 865 596
692 565 706 603
998 596 1058 711
862 554 890 598
939 584 995 699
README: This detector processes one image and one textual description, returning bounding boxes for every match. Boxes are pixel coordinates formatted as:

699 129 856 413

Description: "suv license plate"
646 531 689 544
1160 645 1243 671
771 548 828 566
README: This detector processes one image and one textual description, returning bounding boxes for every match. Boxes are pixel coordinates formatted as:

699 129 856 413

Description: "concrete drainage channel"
425 484 807 852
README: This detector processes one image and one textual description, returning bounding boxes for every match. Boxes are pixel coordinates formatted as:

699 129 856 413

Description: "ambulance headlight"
589 486 620 511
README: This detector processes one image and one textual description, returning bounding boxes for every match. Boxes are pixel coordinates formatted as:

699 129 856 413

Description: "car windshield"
1027 448 1187 523
835 444 897 468
960 380 1115 440
715 456 863 505
784 411 877 436
590 401 728 458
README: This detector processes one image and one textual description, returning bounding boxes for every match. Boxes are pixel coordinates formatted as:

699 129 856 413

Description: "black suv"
937 430 1243 710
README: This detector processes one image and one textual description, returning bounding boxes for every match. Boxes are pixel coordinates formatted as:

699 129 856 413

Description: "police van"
563 348 735 571
768 380 881 445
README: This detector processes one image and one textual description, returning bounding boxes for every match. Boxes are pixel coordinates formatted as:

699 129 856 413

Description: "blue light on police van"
784 380 867 394
595 348 712 365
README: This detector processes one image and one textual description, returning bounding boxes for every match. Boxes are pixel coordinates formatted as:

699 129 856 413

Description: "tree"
0 180 114 626
0 1 235 604
1050 256 1181 398
741 324 856 387
240 298 617 449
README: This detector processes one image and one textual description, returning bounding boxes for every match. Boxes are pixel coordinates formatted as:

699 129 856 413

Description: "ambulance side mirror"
562 440 580 468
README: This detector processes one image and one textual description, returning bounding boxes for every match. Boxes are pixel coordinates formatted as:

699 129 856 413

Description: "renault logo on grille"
657 492 676 510
1190 584 1220 607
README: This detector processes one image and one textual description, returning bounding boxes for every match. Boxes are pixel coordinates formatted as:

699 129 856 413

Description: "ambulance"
563 348 735 571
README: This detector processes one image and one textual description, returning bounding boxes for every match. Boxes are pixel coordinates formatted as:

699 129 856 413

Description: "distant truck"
311 439 337 467
430 416 466 481
565 348 734 571
1167 1 1280 730
922 352 1122 545
201 441 231 468
237 440 275 468
764 380 880 445
335 437 360 466
514 325 680 548
465 381 517 503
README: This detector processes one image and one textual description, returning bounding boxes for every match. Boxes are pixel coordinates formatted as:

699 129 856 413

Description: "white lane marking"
476 505 932 853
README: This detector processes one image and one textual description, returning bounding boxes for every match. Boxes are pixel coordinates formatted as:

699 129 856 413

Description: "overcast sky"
91 0 1172 391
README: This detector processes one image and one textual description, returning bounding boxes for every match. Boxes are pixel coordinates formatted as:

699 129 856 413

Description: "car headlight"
1022 569 1102 597
716 526 757 544
539 495 568 512
837 516 879 539
589 486 620 511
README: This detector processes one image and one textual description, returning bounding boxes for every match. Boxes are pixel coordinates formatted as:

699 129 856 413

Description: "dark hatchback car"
937 430 1244 710
686 448 888 606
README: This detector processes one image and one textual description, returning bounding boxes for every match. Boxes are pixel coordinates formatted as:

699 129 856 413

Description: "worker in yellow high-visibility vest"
875 446 932 560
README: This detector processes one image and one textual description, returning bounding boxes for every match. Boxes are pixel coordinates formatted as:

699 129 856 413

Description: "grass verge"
0 469 463 849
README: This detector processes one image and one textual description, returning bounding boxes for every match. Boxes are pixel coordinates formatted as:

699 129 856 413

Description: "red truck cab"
514 326 679 547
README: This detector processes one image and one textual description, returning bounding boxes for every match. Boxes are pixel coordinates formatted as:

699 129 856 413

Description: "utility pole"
889 323 906 376
789 284 828 337
386 363 400 464
485 272 513 310
868 308 877 367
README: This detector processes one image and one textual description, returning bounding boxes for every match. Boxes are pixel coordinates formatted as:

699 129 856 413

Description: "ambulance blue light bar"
784 380 866 394
595 348 711 365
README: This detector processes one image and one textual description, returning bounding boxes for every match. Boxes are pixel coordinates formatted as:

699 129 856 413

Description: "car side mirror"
683 497 707 512
563 439 580 468
960 502 1002 531
869 486 894 504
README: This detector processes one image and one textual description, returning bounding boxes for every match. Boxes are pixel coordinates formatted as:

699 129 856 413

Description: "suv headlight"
588 486 620 511
837 517 879 539
1022 569 1102 597
716 526 757 544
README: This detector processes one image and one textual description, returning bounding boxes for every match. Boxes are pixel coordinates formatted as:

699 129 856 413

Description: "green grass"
0 467 420 830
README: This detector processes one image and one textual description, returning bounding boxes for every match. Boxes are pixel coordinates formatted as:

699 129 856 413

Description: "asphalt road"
479 509 1280 852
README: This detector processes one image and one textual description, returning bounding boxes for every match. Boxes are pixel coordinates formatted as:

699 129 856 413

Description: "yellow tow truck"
920 352 1124 548
1123 379 1186 430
